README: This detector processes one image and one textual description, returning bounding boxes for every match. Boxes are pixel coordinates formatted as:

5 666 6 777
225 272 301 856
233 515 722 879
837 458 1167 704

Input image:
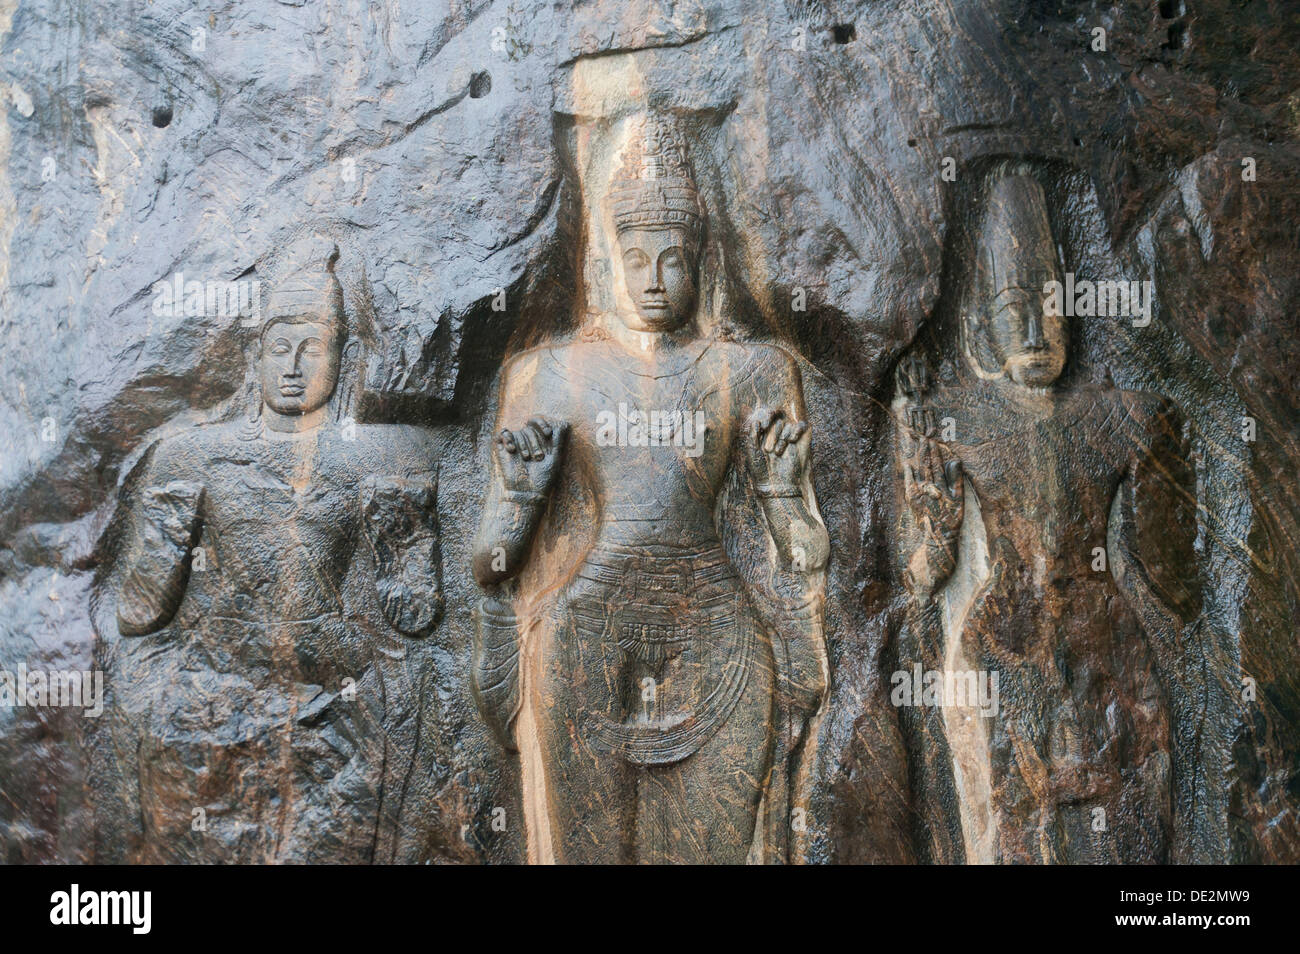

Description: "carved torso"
96 416 442 863
935 384 1138 586
918 379 1175 860
495 332 796 775
142 420 437 674
186 428 357 619
511 335 786 549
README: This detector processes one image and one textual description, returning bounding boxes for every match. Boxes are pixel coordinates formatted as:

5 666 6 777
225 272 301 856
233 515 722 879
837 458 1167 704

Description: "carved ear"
242 340 262 425
334 339 362 422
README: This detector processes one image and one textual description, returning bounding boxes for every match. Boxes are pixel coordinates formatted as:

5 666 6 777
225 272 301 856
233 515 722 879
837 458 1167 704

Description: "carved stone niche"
469 112 831 864
88 238 447 864
893 158 1206 864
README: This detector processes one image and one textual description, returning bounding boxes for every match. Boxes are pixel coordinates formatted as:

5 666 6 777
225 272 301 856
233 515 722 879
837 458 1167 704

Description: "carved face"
260 319 340 415
967 173 1068 389
984 282 1067 388
617 226 697 332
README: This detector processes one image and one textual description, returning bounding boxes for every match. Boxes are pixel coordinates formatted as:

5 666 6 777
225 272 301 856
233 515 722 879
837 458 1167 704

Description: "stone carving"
471 115 830 864
91 245 445 863
895 163 1202 864
4 0 1298 869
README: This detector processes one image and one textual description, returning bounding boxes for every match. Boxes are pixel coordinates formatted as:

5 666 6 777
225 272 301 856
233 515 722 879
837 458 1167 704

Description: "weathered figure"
897 165 1201 863
92 247 444 863
471 117 829 863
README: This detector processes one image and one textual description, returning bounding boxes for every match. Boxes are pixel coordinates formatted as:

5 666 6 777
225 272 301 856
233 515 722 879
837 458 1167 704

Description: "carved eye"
661 248 683 269
270 340 291 355
301 338 325 357
623 249 649 269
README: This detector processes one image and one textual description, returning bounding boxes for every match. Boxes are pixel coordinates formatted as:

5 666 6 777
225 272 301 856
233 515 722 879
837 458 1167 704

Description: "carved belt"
610 603 694 665
569 544 755 765
576 545 733 598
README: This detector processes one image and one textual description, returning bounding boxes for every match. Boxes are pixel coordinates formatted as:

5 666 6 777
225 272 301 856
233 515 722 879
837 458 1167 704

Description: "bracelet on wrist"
756 483 802 499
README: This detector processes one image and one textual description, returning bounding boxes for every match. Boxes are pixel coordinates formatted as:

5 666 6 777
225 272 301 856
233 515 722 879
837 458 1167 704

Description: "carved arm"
743 352 831 725
116 480 205 636
470 398 567 748
360 475 444 637
471 416 568 587
895 357 963 607
1111 396 1202 624
743 353 830 575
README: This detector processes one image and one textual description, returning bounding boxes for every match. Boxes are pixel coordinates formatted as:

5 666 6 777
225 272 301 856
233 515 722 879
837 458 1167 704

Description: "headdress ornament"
607 116 703 241
263 243 345 337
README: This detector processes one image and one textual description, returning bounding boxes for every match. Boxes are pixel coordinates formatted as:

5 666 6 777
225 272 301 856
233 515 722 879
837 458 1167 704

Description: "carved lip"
1015 352 1056 365
279 383 307 397
639 300 670 310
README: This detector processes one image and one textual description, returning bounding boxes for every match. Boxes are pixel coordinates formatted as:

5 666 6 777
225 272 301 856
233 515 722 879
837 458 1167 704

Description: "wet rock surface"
0 0 1296 863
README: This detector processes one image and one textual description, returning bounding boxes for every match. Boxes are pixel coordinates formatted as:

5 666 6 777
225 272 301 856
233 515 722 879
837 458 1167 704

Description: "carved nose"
1024 311 1044 349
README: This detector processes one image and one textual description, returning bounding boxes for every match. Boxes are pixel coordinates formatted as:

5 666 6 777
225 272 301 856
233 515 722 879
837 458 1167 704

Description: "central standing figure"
472 116 829 864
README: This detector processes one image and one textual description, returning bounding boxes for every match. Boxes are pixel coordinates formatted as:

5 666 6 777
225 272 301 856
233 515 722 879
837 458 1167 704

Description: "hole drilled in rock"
469 71 492 98
832 23 856 44
151 105 173 128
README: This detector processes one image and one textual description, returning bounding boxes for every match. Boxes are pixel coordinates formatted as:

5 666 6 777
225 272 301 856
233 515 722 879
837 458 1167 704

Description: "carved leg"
531 598 637 863
635 637 777 864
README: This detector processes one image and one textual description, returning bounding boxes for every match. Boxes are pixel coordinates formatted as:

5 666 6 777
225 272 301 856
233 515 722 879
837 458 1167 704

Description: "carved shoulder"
1117 388 1182 429
134 427 213 488
495 343 570 424
1113 389 1188 464
729 341 804 408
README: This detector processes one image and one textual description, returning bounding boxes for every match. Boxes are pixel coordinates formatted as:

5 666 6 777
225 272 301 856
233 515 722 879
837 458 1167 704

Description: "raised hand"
746 406 807 492
495 416 569 498
899 403 964 599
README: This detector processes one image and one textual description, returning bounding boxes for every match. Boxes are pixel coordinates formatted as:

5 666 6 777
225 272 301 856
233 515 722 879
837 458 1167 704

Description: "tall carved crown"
263 242 346 336
607 115 703 242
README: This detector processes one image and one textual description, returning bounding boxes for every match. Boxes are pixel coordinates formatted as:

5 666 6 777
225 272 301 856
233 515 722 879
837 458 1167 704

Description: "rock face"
0 0 1296 864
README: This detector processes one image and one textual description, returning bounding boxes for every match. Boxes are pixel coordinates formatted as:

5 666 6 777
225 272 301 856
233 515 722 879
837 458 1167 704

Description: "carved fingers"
495 416 569 497
900 403 961 505
747 406 807 490
898 401 962 600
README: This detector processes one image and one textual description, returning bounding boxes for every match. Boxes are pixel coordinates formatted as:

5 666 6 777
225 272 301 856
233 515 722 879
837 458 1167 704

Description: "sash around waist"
575 542 735 596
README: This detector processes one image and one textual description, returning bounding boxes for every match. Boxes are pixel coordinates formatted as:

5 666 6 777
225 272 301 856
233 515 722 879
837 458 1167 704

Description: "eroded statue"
896 163 1202 864
91 245 445 863
471 116 830 864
